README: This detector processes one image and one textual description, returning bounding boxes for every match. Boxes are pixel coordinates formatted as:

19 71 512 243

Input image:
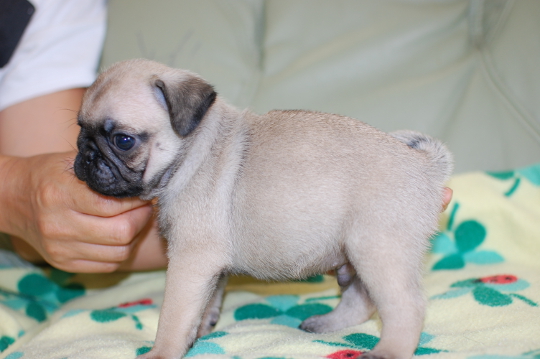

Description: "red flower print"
479 275 518 285
118 298 153 308
326 349 364 359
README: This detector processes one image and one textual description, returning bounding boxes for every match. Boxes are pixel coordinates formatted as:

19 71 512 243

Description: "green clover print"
469 348 540 359
487 164 540 197
432 274 537 307
316 332 443 356
0 269 85 322
89 298 155 330
431 203 503 270
137 331 229 358
234 294 334 328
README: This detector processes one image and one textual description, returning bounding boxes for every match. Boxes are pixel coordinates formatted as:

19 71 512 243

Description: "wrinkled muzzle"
74 139 144 198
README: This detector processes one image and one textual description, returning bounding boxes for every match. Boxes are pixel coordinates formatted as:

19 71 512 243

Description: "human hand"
442 187 453 212
1 151 165 273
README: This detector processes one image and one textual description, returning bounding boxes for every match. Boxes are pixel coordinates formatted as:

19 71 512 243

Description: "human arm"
0 0 168 272
0 88 83 156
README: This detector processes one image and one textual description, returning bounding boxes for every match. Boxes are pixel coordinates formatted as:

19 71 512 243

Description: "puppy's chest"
156 175 235 245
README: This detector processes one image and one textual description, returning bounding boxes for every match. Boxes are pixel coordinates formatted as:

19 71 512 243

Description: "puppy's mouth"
74 138 144 198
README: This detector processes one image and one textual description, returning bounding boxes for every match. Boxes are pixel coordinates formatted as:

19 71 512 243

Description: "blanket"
1 164 539 359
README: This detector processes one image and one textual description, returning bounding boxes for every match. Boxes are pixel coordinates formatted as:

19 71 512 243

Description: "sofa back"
101 0 540 173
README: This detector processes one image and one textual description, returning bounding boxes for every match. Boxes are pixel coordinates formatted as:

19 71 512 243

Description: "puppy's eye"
113 134 136 151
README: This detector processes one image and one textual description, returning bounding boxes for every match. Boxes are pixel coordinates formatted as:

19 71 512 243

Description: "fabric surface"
1 163 539 359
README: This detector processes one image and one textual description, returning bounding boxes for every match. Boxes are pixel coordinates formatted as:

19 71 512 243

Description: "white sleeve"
0 0 107 111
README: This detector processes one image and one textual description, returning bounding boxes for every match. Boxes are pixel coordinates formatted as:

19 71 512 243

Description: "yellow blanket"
1 164 539 359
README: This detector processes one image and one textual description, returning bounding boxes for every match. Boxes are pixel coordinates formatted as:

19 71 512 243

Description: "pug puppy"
74 59 453 359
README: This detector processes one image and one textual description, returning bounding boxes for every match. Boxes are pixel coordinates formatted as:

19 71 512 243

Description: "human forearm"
0 154 30 238
0 154 45 262
0 89 82 262
0 88 84 156
118 216 168 271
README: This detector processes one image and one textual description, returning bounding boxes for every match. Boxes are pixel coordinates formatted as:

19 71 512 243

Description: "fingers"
68 178 150 217
36 223 149 273
36 205 154 272
41 240 134 273
71 204 154 245
15 225 128 272
442 187 453 212
60 260 123 273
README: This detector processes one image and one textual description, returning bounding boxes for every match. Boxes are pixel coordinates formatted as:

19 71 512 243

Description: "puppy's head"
74 59 216 198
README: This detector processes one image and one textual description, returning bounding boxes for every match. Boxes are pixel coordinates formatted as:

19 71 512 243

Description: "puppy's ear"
154 76 217 137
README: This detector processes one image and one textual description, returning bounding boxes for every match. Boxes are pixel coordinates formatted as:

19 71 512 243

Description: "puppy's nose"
81 141 100 164
84 149 96 164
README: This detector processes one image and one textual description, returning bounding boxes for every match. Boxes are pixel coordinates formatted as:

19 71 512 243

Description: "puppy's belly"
229 175 353 280
230 228 348 281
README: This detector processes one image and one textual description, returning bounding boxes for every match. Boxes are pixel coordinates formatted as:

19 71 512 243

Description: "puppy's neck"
156 98 248 203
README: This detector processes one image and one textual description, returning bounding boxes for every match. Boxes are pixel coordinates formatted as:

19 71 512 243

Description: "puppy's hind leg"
348 233 426 359
301 264 375 333
197 275 228 338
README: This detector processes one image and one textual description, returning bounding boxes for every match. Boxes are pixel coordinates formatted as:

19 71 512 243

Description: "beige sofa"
101 0 540 173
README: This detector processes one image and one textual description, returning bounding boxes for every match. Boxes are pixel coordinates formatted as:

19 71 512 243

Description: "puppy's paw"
360 353 390 359
197 305 221 338
300 315 331 333
301 310 359 333
136 353 164 359
360 349 405 359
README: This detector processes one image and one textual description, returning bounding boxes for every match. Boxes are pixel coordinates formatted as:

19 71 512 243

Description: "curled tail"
390 130 454 184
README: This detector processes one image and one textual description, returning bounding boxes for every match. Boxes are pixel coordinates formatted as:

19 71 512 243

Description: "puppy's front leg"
138 254 224 359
